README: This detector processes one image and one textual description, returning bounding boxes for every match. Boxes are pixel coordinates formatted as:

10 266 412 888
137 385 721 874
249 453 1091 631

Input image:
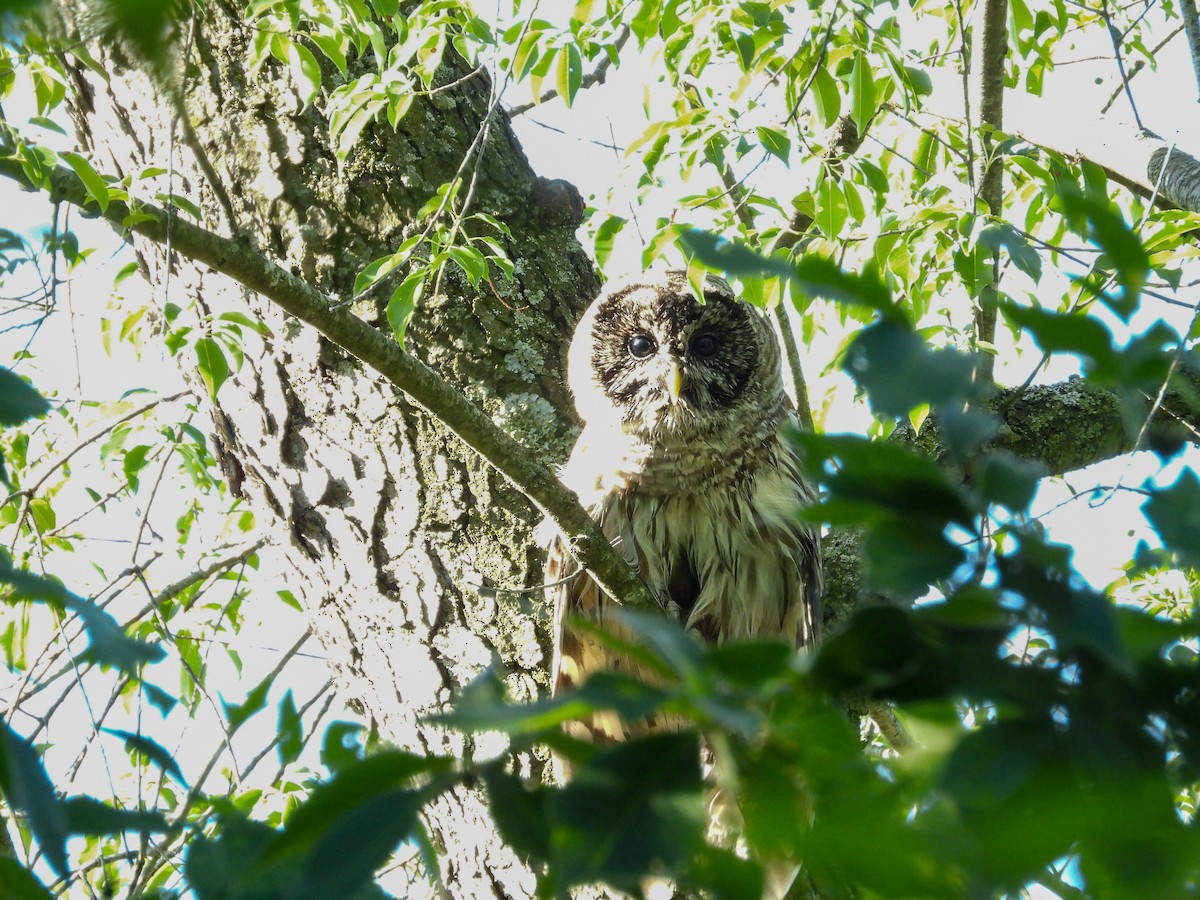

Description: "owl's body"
546 270 821 743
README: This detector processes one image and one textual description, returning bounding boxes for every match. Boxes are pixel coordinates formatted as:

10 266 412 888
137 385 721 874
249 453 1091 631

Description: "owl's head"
567 269 785 441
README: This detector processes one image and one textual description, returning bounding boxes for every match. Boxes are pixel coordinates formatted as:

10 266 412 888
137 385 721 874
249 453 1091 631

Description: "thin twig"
507 25 631 117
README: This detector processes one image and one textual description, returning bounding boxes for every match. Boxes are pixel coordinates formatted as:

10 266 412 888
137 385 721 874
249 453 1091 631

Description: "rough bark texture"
970 0 1008 382
61 5 595 895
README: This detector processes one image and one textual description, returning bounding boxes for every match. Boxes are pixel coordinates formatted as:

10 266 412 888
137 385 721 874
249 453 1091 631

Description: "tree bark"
59 4 596 895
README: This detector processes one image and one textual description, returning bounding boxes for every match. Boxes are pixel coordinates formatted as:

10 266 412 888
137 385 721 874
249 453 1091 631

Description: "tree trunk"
61 4 594 895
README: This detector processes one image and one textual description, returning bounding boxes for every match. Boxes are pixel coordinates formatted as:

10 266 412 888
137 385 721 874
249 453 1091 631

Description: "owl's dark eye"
627 333 656 358
690 331 720 359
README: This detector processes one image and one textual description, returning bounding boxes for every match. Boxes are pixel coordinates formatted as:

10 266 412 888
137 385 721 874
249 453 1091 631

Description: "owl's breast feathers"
546 407 822 740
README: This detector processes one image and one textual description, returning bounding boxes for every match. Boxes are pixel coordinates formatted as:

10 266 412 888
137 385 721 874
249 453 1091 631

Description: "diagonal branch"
0 157 655 614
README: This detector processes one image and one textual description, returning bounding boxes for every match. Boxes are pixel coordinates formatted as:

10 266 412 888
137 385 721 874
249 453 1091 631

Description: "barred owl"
545 270 822 743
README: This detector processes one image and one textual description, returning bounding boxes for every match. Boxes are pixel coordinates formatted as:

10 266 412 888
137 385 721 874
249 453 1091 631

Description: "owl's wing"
755 421 823 650
784 433 823 648
547 521 648 745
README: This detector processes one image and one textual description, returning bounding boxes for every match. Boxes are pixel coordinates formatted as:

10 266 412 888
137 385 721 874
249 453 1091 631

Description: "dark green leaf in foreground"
61 795 169 836
0 858 53 900
262 750 452 867
483 765 553 864
678 228 794 280
295 789 422 900
0 368 49 427
0 719 68 875
842 319 979 417
1142 468 1200 570
550 732 706 893
103 729 188 786
0 554 165 671
438 666 671 735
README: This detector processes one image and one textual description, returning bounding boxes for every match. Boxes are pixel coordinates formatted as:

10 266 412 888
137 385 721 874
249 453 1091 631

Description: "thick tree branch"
971 0 1008 384
0 157 655 614
822 370 1200 622
1180 0 1200 100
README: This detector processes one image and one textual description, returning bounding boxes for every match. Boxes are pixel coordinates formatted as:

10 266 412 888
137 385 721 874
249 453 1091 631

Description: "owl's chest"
596 458 803 642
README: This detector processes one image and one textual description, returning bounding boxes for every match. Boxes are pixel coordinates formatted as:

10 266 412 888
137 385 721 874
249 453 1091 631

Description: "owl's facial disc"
585 280 761 434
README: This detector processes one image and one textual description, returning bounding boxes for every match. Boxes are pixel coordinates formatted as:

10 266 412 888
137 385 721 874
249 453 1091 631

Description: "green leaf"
277 690 303 767
815 176 847 238
977 451 1045 512
0 369 50 427
308 33 347 77
811 66 840 128
195 336 230 398
842 319 979 418
0 858 53 900
0 555 164 671
1057 188 1149 319
941 718 1057 810
61 795 169 835
793 432 976 531
296 789 423 899
142 682 177 715
103 729 188 786
557 42 583 106
551 733 706 892
677 228 794 279
612 608 706 684
28 115 67 136
692 848 767 900
288 40 322 109
60 150 111 211
862 519 965 596
792 254 898 318
1001 304 1114 370
0 719 68 875
978 223 1042 282
593 214 626 269
123 443 150 492
263 751 451 866
320 722 366 773
483 764 551 863
756 125 790 164
439 667 671 735
277 589 303 612
222 672 271 730
217 311 272 335
848 52 876 133
446 244 486 286
739 746 807 855
386 272 426 344
903 64 933 96
1142 469 1200 569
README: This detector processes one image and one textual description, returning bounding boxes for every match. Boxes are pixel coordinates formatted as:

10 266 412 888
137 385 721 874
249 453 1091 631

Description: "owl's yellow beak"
665 360 685 404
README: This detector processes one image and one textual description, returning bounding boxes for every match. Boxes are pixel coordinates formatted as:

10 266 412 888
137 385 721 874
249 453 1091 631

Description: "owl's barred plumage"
546 270 822 745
